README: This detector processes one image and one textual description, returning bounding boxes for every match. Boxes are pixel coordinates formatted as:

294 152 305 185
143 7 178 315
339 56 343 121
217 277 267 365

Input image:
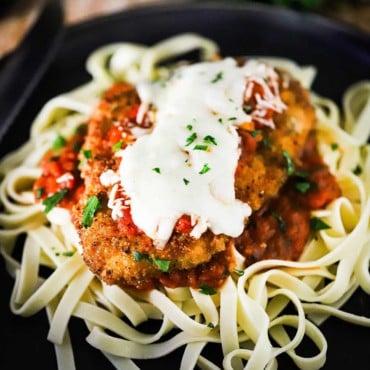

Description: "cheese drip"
117 58 282 247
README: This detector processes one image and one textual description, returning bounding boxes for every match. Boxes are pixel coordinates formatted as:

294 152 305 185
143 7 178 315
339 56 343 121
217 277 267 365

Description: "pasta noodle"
0 33 369 370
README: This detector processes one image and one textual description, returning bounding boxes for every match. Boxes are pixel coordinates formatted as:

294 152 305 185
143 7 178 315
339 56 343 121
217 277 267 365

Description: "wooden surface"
0 0 369 59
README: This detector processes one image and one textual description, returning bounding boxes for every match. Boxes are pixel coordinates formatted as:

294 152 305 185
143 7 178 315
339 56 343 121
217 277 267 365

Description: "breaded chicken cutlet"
35 58 341 291
69 60 340 291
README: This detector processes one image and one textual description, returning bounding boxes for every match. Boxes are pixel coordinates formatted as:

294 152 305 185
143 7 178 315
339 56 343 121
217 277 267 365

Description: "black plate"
0 2 369 369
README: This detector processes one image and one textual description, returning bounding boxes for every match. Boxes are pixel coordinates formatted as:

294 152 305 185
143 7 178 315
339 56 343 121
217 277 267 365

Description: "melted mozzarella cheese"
117 58 281 247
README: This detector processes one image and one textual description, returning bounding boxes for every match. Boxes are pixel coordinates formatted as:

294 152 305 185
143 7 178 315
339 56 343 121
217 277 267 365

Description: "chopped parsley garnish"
42 189 68 214
233 268 244 277
243 104 253 114
352 164 362 176
218 118 223 124
185 132 197 146
282 150 295 176
112 140 123 152
63 251 74 257
228 117 237 121
295 169 310 178
183 178 190 185
133 251 144 261
271 211 287 233
153 258 171 272
331 142 339 151
152 167 161 174
211 71 223 83
203 135 217 146
36 187 44 199
133 252 171 272
199 163 211 174
82 149 92 159
194 144 208 151
199 284 217 295
295 181 311 193
52 134 67 150
207 322 215 328
82 196 102 228
186 124 193 131
250 130 262 138
262 136 271 147
56 251 75 257
310 217 331 232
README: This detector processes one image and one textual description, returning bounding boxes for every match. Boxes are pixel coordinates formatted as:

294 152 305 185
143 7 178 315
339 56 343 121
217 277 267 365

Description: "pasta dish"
0 33 369 370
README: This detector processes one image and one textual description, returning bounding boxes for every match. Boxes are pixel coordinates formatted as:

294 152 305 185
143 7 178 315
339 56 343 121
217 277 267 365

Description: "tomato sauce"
235 131 341 266
33 125 86 210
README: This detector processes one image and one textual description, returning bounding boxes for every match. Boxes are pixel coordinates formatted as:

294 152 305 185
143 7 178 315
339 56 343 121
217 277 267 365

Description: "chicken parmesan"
34 57 341 290
1 33 369 370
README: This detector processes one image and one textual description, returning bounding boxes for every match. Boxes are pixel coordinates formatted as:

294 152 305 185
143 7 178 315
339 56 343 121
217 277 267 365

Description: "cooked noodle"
0 33 369 370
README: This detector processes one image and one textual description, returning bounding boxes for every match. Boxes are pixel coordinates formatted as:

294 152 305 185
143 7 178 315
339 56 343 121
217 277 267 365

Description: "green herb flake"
295 169 310 178
193 144 209 151
218 118 223 124
207 322 215 328
112 140 123 152
233 268 244 277
42 189 68 214
211 71 223 83
152 167 161 174
203 135 217 146
243 104 253 114
228 117 237 121
295 181 311 193
250 130 262 138
310 217 331 232
282 150 295 176
331 142 339 151
82 149 92 159
271 211 287 233
153 258 171 272
186 124 193 131
36 187 44 199
352 164 362 176
62 251 74 257
133 251 143 261
262 136 271 147
185 132 197 147
52 134 67 150
133 251 152 262
82 196 102 228
199 284 217 295
199 163 211 175
183 178 190 185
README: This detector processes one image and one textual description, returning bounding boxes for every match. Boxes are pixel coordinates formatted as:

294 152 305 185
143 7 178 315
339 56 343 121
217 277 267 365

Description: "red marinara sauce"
33 125 86 210
235 131 342 265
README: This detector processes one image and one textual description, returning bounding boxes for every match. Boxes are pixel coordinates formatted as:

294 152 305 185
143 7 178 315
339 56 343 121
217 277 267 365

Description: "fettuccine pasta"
0 33 369 370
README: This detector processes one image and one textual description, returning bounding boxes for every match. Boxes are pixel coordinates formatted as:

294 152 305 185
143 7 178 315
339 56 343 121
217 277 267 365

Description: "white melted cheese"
116 58 281 247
